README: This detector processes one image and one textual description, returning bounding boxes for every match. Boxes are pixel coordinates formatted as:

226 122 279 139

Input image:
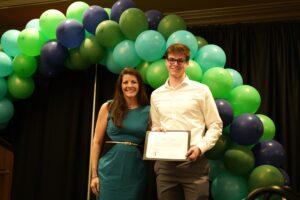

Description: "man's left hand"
186 146 202 161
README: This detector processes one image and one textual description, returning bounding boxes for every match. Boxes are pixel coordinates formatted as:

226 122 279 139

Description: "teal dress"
98 106 150 200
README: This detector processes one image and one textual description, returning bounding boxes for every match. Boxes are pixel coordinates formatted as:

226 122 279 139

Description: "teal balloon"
135 30 166 62
157 14 186 39
0 52 13 77
95 20 125 48
185 60 202 82
194 44 226 73
211 172 249 200
7 74 35 99
202 67 233 99
248 165 284 192
136 61 151 84
0 78 7 99
224 145 255 176
166 30 198 59
208 159 227 181
113 40 141 69
1 29 21 57
105 49 122 74
228 85 261 116
119 8 149 40
226 68 243 88
146 59 168 89
66 1 89 23
0 98 14 123
12 54 37 77
26 18 40 29
256 114 276 141
80 36 105 64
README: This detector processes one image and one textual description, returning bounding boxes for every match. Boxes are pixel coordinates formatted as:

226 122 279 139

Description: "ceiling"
0 0 300 34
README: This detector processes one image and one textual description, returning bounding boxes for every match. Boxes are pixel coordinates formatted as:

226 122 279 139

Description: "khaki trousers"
154 156 209 200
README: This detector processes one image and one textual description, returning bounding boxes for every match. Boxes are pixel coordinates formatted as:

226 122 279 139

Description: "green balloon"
12 54 37 77
185 60 203 82
248 165 284 191
228 85 261 116
195 36 208 49
7 74 35 99
119 8 149 40
256 114 276 141
66 1 89 23
80 36 105 64
136 61 151 84
202 67 233 99
157 14 186 39
224 145 255 176
95 20 125 48
17 28 47 57
39 9 66 39
68 48 91 70
205 134 230 160
146 59 168 89
104 8 111 19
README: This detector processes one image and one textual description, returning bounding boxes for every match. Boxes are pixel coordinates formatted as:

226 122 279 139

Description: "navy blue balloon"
215 99 233 127
40 41 68 67
56 19 85 48
145 9 164 30
230 114 263 145
252 139 285 168
110 0 136 22
38 57 64 78
83 5 109 34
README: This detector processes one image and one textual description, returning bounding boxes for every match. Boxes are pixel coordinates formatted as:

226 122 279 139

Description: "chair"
246 185 300 200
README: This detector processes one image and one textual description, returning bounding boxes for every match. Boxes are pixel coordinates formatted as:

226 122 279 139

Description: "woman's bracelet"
91 175 98 179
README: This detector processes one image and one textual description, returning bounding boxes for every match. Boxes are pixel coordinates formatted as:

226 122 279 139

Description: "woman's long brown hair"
109 68 149 127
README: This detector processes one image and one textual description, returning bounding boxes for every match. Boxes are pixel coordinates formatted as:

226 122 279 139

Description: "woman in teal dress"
90 68 150 200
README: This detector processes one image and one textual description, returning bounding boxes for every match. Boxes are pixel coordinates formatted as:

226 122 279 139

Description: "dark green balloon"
205 134 230 160
157 14 186 39
7 74 35 99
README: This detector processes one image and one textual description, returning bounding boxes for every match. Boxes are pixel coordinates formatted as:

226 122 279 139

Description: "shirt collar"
164 75 191 89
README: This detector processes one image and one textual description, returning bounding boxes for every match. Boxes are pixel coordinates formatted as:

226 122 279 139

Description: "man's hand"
186 146 202 161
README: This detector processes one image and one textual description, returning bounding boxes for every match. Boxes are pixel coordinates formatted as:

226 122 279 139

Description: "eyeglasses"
167 57 187 65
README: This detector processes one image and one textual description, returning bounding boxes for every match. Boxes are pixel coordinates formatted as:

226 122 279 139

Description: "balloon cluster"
0 0 289 199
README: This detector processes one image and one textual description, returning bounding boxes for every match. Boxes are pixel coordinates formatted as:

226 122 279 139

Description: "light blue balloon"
113 40 141 69
26 19 40 29
194 44 226 73
0 98 14 123
226 68 243 88
166 30 198 59
0 52 13 77
0 78 7 99
1 29 21 57
135 30 166 62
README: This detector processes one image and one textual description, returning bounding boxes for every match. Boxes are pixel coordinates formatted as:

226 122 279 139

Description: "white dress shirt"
150 76 223 154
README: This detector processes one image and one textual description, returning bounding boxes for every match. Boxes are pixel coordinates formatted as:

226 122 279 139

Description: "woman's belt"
105 141 141 147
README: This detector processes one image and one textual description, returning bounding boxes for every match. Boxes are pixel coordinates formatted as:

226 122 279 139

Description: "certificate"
143 130 190 161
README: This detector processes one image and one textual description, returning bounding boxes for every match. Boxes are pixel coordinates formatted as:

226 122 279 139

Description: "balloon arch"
0 0 289 199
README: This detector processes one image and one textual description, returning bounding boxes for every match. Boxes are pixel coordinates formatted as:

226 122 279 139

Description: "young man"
150 43 223 200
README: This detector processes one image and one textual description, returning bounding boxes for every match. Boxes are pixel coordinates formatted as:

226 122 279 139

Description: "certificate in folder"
143 130 191 161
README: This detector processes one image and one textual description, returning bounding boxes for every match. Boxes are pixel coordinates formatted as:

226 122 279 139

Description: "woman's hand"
90 176 100 197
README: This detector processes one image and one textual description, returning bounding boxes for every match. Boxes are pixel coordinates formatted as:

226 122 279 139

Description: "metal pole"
87 65 98 200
